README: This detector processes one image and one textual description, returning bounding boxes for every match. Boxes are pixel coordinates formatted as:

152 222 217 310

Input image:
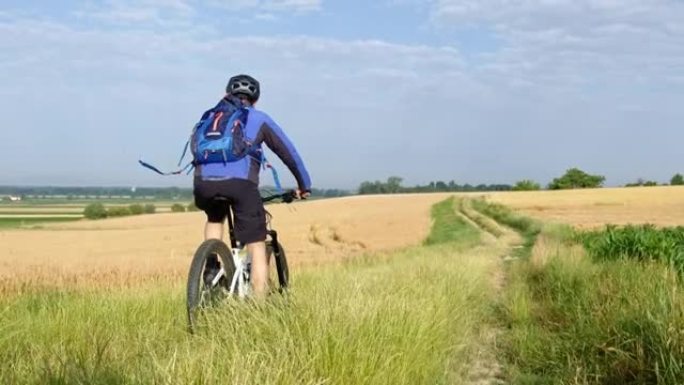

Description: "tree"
187 202 199 212
386 176 403 193
83 203 107 220
128 204 144 215
513 179 541 191
143 204 156 214
548 168 605 190
107 206 131 217
171 203 186 213
671 173 684 186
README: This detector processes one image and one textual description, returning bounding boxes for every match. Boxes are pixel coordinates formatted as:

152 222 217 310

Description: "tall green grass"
490 220 684 384
578 225 684 272
0 197 496 385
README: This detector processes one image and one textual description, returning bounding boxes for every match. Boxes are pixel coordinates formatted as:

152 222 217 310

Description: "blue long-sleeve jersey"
196 106 312 191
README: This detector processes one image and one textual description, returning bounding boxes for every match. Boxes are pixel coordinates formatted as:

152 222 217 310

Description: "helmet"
226 74 260 102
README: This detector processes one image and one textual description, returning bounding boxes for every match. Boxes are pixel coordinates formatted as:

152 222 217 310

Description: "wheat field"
3 187 683 291
485 186 684 228
0 193 451 290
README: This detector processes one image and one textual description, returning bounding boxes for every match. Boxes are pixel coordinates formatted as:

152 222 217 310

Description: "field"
485 185 684 228
0 194 450 290
2 188 684 384
0 200 199 230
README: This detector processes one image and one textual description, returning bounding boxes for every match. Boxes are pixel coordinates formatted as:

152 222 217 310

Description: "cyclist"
193 74 311 297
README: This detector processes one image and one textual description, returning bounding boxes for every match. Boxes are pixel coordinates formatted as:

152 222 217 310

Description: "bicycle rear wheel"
266 241 289 294
186 239 236 333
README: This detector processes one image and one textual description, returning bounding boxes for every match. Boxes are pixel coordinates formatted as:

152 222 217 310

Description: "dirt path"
457 199 521 385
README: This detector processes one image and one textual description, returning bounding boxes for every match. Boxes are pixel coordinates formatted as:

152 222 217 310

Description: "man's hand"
295 189 311 200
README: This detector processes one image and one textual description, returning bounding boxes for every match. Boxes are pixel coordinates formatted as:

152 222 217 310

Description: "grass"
423 197 481 247
471 205 684 384
457 199 505 238
578 225 684 273
471 198 541 258
0 197 496 384
0 217 82 229
502 243 684 384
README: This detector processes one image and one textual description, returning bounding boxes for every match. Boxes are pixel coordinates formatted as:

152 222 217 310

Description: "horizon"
2 1 683 189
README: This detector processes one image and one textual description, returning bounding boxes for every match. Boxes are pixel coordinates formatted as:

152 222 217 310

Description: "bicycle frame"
220 196 284 298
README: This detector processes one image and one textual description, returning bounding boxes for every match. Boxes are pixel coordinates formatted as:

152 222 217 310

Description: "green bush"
171 203 185 213
548 168 605 190
143 204 156 214
83 203 107 220
128 204 144 215
512 179 541 191
107 206 131 217
186 202 199 212
672 173 684 186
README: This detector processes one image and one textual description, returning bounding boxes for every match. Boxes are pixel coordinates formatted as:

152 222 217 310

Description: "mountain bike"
186 191 295 333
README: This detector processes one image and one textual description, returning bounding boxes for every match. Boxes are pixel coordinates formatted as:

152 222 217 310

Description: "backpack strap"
138 159 194 176
259 151 283 193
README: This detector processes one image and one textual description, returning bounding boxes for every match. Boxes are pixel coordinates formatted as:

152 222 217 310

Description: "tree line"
359 169 684 195
0 186 351 200
358 177 512 195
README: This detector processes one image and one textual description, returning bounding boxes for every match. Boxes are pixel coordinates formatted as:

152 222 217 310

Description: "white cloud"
429 0 684 92
205 0 321 13
0 13 470 187
1 2 683 187
75 0 320 26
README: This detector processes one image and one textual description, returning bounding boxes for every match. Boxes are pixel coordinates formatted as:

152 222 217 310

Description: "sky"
1 0 683 189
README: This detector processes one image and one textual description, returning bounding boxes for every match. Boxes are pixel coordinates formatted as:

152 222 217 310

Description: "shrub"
672 173 684 186
187 202 199 212
171 203 186 213
548 168 605 190
83 203 107 220
512 179 541 191
143 204 156 214
107 206 131 217
128 204 144 215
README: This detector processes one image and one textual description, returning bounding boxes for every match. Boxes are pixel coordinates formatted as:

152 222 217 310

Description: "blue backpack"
139 97 254 175
189 97 252 165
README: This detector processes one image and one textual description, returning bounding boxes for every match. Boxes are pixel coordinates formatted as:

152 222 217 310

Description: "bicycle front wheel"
186 239 235 333
266 241 289 294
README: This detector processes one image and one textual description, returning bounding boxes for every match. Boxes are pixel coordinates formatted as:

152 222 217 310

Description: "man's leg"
204 222 223 240
247 241 268 297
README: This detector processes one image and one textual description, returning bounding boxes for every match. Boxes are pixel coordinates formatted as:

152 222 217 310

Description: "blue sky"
1 0 683 189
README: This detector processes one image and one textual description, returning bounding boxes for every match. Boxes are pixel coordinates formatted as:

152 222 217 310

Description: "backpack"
189 97 252 165
139 97 282 188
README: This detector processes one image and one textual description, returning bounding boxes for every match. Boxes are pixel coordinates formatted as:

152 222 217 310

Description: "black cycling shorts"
193 178 267 244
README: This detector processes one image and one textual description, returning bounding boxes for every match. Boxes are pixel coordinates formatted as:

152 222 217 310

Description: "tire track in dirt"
456 199 521 385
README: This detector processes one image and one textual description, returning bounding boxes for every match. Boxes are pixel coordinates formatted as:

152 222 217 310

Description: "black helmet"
226 74 260 102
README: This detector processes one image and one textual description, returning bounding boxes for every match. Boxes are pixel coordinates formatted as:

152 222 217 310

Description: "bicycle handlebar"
261 190 298 204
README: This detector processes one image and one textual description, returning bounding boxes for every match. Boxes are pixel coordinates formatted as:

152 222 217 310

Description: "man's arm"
258 115 312 192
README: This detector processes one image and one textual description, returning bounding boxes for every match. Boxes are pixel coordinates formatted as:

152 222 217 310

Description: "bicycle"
186 190 296 333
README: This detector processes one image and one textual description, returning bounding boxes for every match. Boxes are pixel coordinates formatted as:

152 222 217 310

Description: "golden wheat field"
0 193 451 289
485 186 684 228
2 187 683 291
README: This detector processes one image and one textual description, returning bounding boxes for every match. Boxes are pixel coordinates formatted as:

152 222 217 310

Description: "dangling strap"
260 152 283 193
138 160 194 176
177 139 190 167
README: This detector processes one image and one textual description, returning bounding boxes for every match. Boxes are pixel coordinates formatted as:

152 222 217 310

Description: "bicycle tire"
266 241 289 294
186 239 235 333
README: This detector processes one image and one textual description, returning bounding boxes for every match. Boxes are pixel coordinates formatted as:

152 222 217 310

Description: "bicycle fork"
229 247 252 298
